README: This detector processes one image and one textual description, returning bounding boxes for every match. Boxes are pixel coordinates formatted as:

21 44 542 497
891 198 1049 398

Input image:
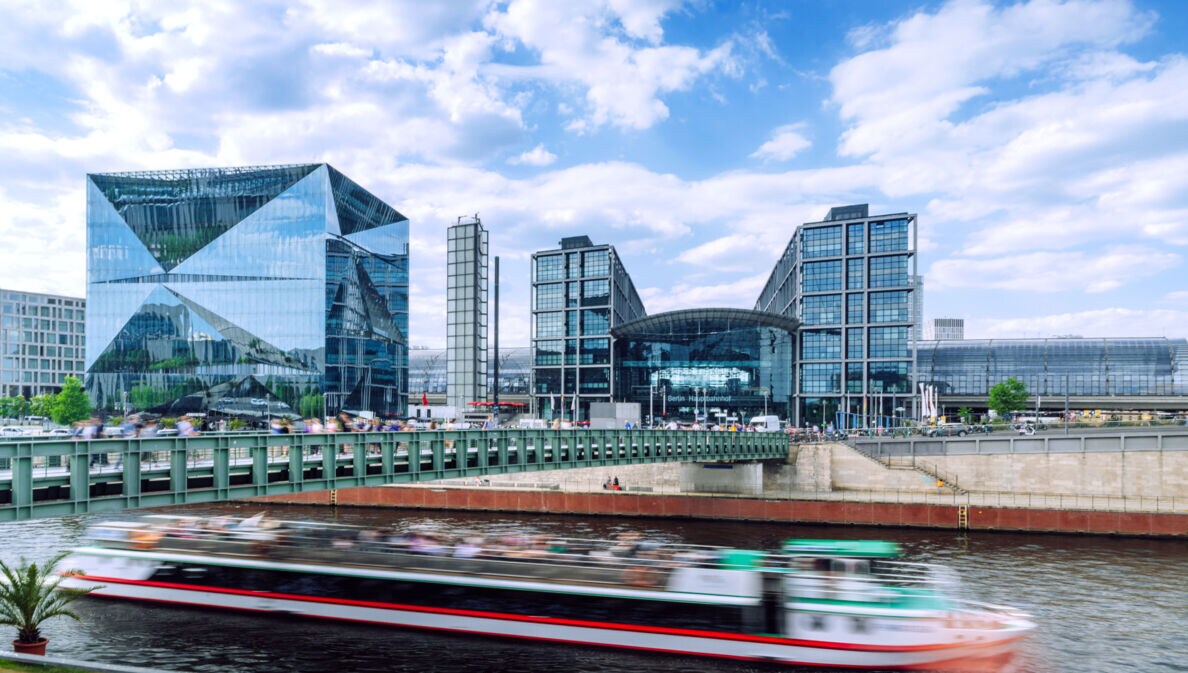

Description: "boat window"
808 615 827 630
851 616 869 633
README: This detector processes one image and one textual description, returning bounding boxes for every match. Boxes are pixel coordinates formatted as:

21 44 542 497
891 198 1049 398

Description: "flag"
421 392 428 407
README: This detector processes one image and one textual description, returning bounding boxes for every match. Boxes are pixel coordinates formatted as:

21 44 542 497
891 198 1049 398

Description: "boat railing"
82 517 761 591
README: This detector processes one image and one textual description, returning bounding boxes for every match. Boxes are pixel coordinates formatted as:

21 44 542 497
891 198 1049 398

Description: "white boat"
59 515 1034 670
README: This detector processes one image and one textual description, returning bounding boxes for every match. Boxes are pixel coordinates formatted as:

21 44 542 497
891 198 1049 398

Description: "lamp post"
649 384 655 428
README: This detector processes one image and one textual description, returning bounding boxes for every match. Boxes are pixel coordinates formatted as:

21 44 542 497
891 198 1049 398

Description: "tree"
0 396 29 420
29 394 56 419
988 377 1028 419
0 551 98 652
957 406 973 424
50 376 91 426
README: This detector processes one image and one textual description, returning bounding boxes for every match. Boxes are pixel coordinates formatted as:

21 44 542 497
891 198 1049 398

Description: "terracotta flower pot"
13 638 48 655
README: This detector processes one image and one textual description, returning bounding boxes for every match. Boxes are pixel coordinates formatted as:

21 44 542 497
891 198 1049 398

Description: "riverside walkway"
0 429 787 521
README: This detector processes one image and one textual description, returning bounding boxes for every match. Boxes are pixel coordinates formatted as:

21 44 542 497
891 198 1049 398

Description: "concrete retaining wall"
254 486 1187 537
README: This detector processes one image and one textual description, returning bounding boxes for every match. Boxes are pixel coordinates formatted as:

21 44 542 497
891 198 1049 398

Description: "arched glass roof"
610 308 800 342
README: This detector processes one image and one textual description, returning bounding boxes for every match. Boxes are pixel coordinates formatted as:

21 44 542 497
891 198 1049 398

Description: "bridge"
0 429 788 521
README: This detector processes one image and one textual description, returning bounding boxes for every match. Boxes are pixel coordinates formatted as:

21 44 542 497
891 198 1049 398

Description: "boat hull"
63 572 1027 670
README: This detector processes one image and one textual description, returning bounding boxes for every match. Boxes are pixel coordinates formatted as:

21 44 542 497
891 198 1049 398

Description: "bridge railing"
0 429 789 521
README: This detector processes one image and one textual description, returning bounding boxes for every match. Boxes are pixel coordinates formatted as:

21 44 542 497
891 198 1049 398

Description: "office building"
0 290 86 399
85 164 409 418
756 204 918 427
531 236 645 421
446 216 488 408
933 318 964 340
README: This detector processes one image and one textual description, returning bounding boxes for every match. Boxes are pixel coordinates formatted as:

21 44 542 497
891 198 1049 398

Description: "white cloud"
928 246 1180 294
967 308 1188 339
487 0 737 130
750 124 811 162
508 144 557 166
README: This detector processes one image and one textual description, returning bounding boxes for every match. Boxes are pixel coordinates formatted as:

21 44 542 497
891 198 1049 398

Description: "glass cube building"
85 164 409 419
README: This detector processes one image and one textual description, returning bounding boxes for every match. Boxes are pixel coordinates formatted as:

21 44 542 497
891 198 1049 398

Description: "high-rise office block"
0 289 86 399
85 164 409 418
531 235 645 422
756 204 918 427
933 318 964 340
446 216 488 409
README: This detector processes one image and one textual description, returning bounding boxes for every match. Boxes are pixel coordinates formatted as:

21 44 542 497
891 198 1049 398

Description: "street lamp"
649 384 655 428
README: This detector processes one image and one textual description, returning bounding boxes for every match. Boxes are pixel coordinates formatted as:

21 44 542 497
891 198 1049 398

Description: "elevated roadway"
0 429 787 522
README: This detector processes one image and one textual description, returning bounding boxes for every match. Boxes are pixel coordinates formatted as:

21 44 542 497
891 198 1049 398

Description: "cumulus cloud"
508 144 557 166
750 124 811 162
928 246 1180 294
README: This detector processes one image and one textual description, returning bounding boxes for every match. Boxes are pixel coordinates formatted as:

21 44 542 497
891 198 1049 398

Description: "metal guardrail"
0 429 789 522
851 428 1188 457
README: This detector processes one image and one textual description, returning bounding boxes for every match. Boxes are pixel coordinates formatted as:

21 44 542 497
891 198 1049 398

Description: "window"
868 291 910 323
870 219 908 253
801 225 842 259
582 338 610 365
566 252 581 278
869 361 911 393
535 340 563 366
583 250 610 276
535 283 563 310
535 312 563 338
566 311 580 337
847 258 864 289
536 255 564 281
582 308 609 335
802 294 841 326
581 279 609 306
800 329 841 360
847 223 865 255
847 328 864 358
846 293 864 324
566 282 581 308
846 362 864 393
802 261 842 292
800 363 841 394
869 326 909 358
869 255 908 288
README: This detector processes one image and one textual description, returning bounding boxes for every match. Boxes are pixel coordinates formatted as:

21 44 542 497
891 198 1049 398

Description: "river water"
2 503 1183 673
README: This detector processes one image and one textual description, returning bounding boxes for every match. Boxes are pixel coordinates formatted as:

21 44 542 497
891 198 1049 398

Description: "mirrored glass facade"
85 164 409 418
755 204 917 427
612 309 796 423
916 338 1188 408
531 236 645 421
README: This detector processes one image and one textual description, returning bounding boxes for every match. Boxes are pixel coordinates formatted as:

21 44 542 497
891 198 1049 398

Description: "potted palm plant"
0 551 98 655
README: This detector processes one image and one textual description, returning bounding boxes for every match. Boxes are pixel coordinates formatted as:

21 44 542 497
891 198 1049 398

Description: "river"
1 502 1184 673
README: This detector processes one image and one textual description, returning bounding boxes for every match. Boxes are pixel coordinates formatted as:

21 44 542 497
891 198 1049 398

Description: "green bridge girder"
0 429 789 522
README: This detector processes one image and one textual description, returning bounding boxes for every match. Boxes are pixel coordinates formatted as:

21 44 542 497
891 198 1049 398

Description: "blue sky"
1 0 1187 347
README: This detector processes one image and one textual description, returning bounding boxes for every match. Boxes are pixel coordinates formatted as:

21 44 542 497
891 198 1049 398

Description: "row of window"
0 371 74 384
801 292 911 326
534 339 611 366
800 219 910 260
535 309 611 338
800 361 912 394
534 280 611 311
802 255 909 292
535 250 612 282
534 366 612 394
1 303 82 319
1 357 83 371
800 327 909 360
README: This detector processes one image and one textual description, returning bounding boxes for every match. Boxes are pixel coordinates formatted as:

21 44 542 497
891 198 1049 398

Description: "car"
0 425 29 437
925 423 970 437
45 428 73 436
250 398 267 406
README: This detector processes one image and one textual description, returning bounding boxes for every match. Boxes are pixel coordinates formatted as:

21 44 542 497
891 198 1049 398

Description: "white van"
0 425 30 437
748 415 782 432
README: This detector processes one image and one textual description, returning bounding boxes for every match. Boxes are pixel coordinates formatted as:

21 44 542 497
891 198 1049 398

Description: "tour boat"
59 515 1033 670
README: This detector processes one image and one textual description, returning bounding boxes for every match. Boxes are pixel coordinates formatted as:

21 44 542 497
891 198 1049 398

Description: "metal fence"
0 429 789 522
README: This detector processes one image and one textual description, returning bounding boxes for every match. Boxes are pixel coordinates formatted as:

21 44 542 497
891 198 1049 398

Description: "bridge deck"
0 429 788 521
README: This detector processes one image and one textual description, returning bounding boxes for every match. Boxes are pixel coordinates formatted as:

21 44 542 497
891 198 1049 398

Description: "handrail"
0 429 790 522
